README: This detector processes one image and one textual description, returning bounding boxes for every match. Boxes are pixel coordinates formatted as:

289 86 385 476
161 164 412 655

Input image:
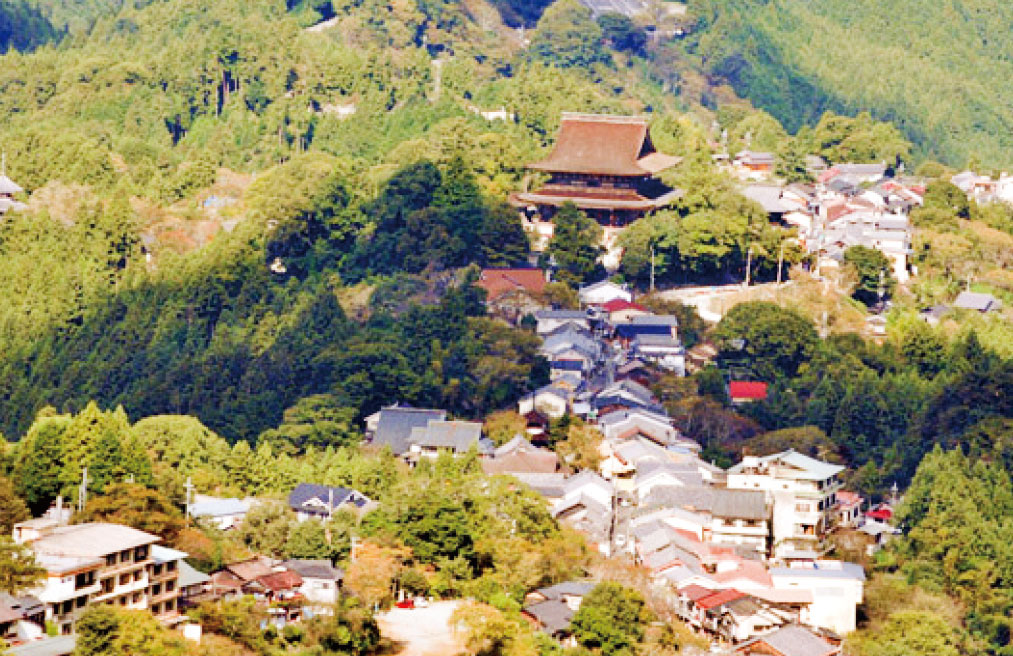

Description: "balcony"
93 577 150 604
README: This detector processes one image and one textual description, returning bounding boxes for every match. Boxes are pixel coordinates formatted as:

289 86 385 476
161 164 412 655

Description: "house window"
135 546 149 561
166 561 176 572
132 592 142 603
795 503 810 513
77 596 86 608
151 603 160 615
166 581 175 592
151 584 162 597
101 579 114 594
152 564 163 577
118 597 127 606
105 555 117 567
165 600 175 612
119 574 130 586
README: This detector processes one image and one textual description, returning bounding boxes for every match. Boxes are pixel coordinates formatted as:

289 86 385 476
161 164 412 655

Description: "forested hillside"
686 0 1013 169
0 0 59 53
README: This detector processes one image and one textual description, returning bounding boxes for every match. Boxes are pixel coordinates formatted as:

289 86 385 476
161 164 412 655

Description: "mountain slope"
0 0 59 53
687 0 1013 168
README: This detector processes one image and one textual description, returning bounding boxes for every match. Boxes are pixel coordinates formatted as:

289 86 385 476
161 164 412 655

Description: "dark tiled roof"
533 581 596 600
373 407 447 455
523 599 575 634
282 559 344 581
288 483 369 517
529 114 677 177
736 625 838 656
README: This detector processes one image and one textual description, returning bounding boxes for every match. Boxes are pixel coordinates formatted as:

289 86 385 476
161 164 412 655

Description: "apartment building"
726 450 844 561
14 521 184 634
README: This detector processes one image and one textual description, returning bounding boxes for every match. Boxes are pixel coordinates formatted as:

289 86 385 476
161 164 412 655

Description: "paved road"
376 601 464 656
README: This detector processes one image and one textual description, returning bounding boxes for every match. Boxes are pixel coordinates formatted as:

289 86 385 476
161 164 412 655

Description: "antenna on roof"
78 467 89 513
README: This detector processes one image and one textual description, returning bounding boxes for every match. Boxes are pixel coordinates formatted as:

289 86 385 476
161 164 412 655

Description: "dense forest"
684 0 1013 169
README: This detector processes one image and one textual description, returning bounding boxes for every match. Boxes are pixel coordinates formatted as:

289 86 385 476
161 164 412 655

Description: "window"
165 600 175 612
152 564 162 577
151 584 162 597
133 571 142 582
119 597 127 606
61 624 72 636
151 603 160 615
166 561 176 572
132 592 142 603
166 581 175 592
135 546 149 561
120 550 131 564
795 503 810 513
101 579 114 594
119 574 130 586
105 555 117 567
76 596 86 608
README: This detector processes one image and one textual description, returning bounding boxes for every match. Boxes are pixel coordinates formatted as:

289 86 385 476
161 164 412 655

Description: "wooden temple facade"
510 113 682 232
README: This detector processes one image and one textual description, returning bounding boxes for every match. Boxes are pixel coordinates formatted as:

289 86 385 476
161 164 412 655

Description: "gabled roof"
258 569 303 592
408 420 485 453
530 114 680 177
151 545 188 564
282 559 344 581
481 449 559 475
224 558 274 582
695 588 745 611
288 483 370 517
735 624 839 656
0 175 23 195
954 291 1001 312
372 407 447 455
478 268 547 300
679 584 716 602
178 561 211 588
523 599 574 635
602 299 648 313
532 580 596 600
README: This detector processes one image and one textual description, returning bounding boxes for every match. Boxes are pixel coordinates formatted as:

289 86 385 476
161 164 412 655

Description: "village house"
481 436 560 476
726 451 844 562
769 561 865 635
287 483 372 521
188 496 251 530
177 561 211 609
0 169 27 215
282 559 343 607
518 383 572 419
406 420 491 461
510 113 682 260
641 486 770 556
15 521 182 634
728 381 769 405
0 593 46 647
734 624 841 656
953 291 1002 313
733 151 776 179
476 268 548 321
552 471 615 555
534 309 592 336
578 280 632 306
365 405 447 456
521 581 595 646
601 299 650 323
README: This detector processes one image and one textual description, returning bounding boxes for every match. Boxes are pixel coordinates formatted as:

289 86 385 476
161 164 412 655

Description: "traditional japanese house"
511 114 682 251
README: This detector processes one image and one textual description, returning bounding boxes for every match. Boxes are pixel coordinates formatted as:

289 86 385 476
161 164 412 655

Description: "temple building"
0 154 27 215
510 113 682 261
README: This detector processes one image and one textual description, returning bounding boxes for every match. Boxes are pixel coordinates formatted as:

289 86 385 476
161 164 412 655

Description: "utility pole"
744 245 754 287
649 245 656 293
184 476 194 522
78 468 89 513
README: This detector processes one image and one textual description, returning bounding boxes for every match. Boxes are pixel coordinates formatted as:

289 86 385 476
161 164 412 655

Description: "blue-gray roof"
407 420 488 453
8 637 76 656
615 323 673 339
372 407 447 455
288 483 369 517
178 560 211 588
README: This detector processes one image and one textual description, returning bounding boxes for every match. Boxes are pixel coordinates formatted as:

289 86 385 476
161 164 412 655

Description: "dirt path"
376 601 466 656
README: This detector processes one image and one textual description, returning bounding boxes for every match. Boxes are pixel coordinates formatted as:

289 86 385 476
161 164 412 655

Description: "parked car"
395 599 415 609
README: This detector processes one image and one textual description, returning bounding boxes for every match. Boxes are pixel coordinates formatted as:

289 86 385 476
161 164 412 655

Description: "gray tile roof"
372 407 447 455
523 599 574 634
178 560 211 588
643 485 767 520
954 291 1001 312
8 636 76 656
27 523 159 558
282 559 344 581
533 580 596 600
408 420 484 453
736 625 837 656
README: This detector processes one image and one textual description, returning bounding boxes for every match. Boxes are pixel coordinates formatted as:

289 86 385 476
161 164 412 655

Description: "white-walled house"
770 561 865 635
726 451 844 561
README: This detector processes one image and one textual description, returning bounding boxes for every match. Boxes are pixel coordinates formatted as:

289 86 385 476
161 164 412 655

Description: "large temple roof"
529 114 681 177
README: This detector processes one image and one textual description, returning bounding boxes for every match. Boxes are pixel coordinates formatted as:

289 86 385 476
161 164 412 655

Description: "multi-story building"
726 451 844 561
14 521 184 634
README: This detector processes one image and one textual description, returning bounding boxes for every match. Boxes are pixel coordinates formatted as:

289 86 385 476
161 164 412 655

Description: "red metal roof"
695 589 745 611
529 114 679 177
258 570 303 592
729 381 768 400
602 299 647 313
680 584 716 602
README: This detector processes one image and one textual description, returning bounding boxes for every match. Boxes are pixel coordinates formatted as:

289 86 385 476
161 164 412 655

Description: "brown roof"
225 558 274 582
529 114 680 177
481 450 559 475
258 570 303 592
511 187 682 211
478 268 547 300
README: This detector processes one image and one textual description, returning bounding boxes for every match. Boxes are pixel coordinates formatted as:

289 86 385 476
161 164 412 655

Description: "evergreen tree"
0 476 30 533
285 519 332 560
14 411 69 515
545 203 603 286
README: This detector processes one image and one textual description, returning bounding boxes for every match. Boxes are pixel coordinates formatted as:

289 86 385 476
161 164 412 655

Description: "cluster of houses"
2 479 374 654
950 169 1013 206
734 162 920 287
